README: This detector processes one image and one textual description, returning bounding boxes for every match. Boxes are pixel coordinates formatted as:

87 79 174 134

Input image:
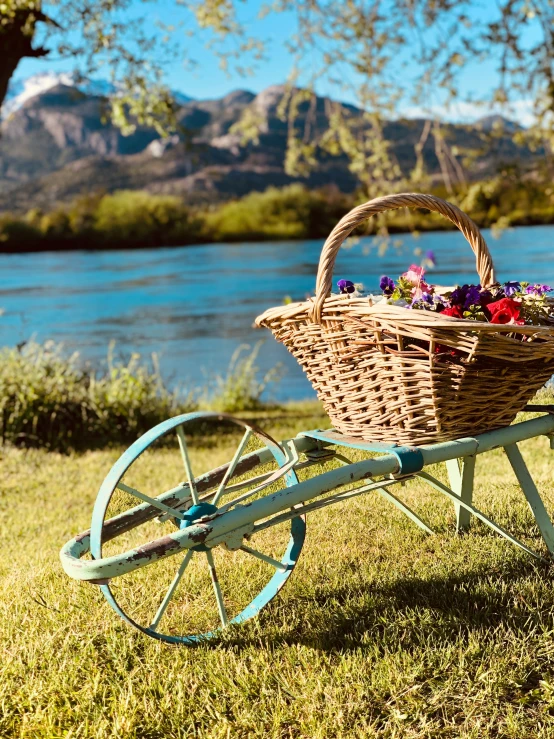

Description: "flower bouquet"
378 268 552 325
338 261 554 360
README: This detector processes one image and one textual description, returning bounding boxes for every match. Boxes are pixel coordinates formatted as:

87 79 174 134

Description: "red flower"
441 305 464 319
486 297 524 325
435 304 463 355
434 344 457 355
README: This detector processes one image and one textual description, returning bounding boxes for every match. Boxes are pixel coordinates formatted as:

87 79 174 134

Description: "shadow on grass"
222 555 553 653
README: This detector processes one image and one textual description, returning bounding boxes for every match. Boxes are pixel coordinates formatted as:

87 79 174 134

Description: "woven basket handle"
312 192 495 322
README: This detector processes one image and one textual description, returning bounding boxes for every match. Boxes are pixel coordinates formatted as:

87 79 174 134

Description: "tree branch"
25 45 50 58
32 10 62 30
0 8 59 110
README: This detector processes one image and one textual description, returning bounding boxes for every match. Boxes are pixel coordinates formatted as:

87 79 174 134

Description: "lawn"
2 403 554 738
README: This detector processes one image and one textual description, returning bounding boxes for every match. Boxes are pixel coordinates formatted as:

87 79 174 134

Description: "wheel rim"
90 412 305 644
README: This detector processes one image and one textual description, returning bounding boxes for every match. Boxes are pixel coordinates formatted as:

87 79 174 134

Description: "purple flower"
504 281 521 297
526 283 553 295
411 292 437 310
379 275 395 295
451 285 469 307
478 289 493 307
337 279 355 294
425 250 436 267
464 285 482 309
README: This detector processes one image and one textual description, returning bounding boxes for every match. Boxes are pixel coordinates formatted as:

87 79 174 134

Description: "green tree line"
1 177 554 253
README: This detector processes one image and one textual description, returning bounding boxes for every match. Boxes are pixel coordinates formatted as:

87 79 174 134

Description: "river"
1 225 553 401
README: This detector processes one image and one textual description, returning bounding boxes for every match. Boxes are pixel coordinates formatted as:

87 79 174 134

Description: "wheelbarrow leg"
504 443 554 556
446 456 476 533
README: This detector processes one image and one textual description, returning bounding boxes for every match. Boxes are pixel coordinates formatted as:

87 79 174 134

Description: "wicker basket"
256 193 554 446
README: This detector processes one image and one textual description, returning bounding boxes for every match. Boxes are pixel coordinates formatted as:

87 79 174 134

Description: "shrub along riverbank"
0 186 351 252
1 175 554 252
0 341 291 452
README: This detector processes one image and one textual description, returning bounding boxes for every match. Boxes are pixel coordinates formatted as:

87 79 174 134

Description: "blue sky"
18 0 300 99
15 0 540 123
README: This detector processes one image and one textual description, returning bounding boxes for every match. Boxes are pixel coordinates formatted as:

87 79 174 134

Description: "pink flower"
411 281 431 300
402 264 426 286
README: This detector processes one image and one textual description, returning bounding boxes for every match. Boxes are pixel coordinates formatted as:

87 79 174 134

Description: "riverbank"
1 176 554 253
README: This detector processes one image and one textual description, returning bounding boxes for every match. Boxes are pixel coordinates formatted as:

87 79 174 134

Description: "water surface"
1 226 553 400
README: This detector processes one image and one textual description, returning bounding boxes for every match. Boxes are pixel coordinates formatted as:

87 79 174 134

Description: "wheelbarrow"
61 405 554 644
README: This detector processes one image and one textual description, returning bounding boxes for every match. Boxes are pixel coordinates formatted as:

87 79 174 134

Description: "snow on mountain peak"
2 72 192 118
3 72 114 118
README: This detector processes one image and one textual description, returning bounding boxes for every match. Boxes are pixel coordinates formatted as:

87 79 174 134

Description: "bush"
2 177 553 253
0 341 285 451
200 342 283 413
94 190 202 247
0 342 195 452
204 184 350 241
460 175 554 228
0 215 42 251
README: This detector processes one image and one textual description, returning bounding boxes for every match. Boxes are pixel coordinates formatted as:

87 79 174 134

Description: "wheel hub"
180 502 218 551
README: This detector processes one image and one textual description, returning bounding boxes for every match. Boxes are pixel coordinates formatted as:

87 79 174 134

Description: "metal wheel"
89 412 305 644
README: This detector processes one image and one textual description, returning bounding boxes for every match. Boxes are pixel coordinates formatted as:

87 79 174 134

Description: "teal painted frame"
62 410 554 581
60 407 554 641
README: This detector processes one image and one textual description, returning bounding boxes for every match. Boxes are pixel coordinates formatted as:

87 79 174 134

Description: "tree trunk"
0 12 49 113
0 47 25 113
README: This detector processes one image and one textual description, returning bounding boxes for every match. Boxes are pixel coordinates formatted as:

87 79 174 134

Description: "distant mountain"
3 72 192 118
475 114 523 134
0 79 539 213
4 73 113 119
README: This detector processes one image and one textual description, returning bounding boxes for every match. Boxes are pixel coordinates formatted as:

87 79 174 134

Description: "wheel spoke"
217 470 274 496
149 550 194 630
217 459 296 514
212 428 252 506
116 481 185 520
240 544 287 572
206 549 228 627
176 425 199 505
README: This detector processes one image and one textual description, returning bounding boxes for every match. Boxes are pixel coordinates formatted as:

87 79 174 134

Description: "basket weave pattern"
256 194 554 445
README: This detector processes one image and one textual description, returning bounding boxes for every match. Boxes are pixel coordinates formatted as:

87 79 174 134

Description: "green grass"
3 404 554 737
